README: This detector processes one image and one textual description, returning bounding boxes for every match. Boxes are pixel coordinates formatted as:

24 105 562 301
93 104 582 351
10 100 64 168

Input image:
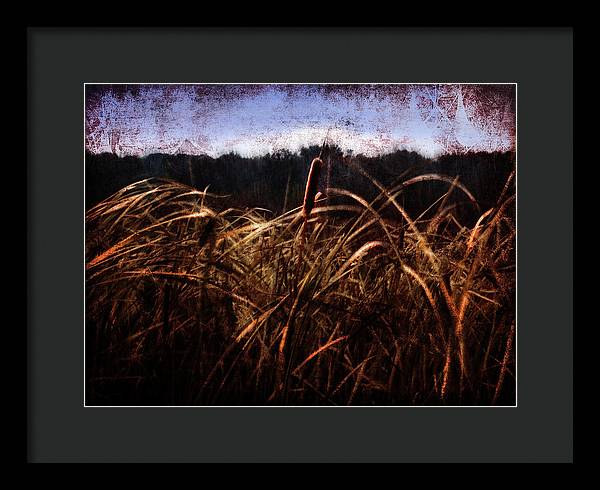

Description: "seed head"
302 157 323 219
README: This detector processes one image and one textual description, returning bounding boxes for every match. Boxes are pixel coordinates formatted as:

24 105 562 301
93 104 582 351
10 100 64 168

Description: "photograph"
84 83 516 407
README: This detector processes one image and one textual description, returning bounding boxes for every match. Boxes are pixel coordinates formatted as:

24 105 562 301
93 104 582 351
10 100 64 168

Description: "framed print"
28 27 572 462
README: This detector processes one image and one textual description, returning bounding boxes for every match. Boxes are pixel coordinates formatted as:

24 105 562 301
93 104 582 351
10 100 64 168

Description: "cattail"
302 157 323 219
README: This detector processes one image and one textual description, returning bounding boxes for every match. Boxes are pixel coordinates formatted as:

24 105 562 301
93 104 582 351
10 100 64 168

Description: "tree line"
86 145 515 226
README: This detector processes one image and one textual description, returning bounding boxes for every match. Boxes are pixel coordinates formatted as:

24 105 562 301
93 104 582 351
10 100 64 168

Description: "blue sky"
85 84 515 159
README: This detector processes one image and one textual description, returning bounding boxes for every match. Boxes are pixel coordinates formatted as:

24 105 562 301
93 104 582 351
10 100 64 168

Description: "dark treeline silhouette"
86 145 515 226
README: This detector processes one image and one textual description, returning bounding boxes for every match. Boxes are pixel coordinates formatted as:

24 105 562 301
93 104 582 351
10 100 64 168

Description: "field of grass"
85 155 516 406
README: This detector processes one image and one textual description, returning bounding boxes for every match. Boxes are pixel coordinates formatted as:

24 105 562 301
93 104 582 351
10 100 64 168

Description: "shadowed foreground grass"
86 166 515 406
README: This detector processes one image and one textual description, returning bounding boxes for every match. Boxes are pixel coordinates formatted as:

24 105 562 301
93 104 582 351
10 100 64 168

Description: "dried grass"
86 157 516 406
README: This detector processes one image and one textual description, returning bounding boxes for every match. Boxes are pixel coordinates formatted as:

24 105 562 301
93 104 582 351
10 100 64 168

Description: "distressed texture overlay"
86 84 515 158
85 83 516 407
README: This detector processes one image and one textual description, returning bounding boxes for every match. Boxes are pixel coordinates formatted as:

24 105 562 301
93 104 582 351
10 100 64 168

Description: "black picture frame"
27 27 573 462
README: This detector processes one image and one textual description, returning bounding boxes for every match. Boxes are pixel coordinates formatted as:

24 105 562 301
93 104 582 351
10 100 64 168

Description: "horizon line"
85 147 516 161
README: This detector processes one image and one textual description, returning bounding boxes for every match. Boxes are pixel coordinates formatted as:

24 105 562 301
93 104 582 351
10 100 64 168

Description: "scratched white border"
83 82 518 408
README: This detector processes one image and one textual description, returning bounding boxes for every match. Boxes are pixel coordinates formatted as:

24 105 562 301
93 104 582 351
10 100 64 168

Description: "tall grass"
85 155 515 406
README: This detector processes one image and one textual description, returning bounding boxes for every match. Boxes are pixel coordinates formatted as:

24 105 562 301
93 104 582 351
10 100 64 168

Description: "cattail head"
302 157 323 219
